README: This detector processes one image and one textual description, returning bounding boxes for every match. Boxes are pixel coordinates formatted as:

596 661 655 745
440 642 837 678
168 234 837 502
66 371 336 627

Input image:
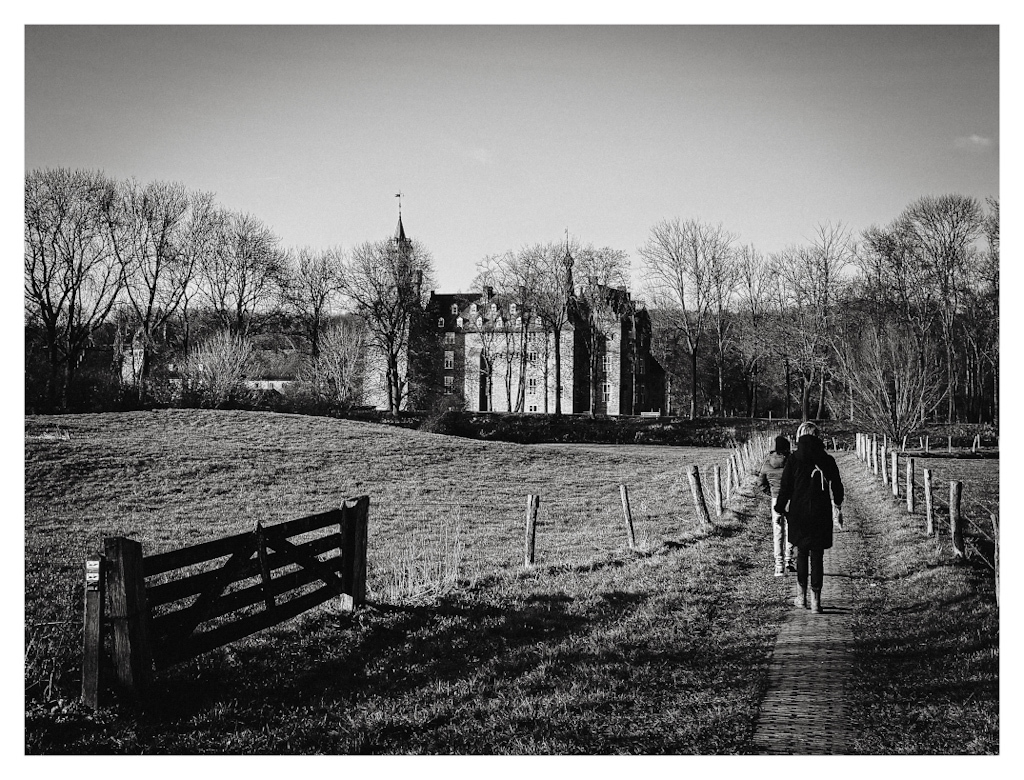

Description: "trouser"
771 506 794 566
796 546 825 591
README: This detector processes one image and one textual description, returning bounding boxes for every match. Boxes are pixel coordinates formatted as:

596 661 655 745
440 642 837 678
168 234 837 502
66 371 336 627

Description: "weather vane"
395 191 403 217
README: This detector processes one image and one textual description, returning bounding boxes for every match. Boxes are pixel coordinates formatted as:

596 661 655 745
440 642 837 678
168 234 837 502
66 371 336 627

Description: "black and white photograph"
20 9 1005 761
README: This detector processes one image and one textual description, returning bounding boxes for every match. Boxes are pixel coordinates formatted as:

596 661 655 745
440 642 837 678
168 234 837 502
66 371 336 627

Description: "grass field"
25 410 788 753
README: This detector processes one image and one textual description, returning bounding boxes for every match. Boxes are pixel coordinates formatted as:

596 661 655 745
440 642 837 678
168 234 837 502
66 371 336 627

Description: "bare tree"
895 194 985 423
734 244 772 417
526 242 576 415
339 235 434 414
282 246 344 360
831 315 947 440
179 329 256 408
639 218 734 419
24 168 124 411
706 241 741 415
197 210 287 336
303 317 365 407
111 179 216 400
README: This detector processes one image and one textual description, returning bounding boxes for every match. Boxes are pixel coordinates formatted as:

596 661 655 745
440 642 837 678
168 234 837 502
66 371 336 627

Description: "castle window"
451 304 459 314
444 376 454 394
528 404 538 413
444 351 454 370
528 351 538 363
602 383 611 403
638 360 645 375
444 331 455 345
438 317 445 328
603 354 613 373
528 378 537 395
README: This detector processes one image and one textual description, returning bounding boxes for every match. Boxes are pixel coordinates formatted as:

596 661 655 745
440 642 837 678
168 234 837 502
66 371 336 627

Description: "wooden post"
992 513 999 606
339 495 370 611
620 485 636 549
923 468 934 534
906 457 915 513
919 436 924 451
948 434 952 453
725 458 733 500
524 494 539 566
713 464 723 517
925 435 929 453
81 556 105 709
902 435 908 452
949 481 965 559
831 436 837 451
880 445 889 488
871 436 878 474
687 464 713 528
104 536 153 700
972 434 980 453
891 451 899 498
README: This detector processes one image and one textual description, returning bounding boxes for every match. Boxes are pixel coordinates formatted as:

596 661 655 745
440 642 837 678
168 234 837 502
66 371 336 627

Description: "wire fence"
853 432 1000 585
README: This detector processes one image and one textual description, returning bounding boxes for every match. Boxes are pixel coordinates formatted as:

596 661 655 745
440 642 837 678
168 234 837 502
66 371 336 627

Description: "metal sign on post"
82 557 105 708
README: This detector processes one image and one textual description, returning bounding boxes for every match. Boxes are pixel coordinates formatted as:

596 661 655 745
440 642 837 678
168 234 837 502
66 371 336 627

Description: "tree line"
25 167 998 438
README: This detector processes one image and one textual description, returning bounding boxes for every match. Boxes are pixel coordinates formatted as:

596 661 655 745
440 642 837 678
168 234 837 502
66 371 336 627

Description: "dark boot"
810 588 823 613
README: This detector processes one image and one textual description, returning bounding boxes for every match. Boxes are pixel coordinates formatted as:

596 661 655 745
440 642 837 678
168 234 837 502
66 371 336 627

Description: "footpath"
751 452 870 755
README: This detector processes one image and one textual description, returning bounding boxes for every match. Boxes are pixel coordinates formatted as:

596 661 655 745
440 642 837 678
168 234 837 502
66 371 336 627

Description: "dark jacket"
757 452 788 498
774 434 844 550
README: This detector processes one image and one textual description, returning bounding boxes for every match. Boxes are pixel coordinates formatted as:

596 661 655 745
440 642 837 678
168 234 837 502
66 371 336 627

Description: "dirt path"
751 452 871 754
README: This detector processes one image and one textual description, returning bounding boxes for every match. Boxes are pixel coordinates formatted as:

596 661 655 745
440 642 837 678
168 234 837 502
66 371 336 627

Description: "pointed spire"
395 213 407 243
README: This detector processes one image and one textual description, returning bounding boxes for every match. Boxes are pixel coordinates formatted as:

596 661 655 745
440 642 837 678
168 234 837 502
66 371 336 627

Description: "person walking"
757 435 795 577
774 422 844 613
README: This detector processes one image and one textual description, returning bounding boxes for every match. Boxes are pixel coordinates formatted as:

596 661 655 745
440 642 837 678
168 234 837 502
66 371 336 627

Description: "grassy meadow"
837 453 999 754
25 410 789 753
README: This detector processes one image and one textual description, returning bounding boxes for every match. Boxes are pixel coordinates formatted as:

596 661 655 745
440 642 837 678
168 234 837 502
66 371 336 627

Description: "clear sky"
24 23 999 293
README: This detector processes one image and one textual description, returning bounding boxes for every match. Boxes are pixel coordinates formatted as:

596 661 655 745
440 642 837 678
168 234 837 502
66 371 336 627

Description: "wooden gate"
82 496 369 707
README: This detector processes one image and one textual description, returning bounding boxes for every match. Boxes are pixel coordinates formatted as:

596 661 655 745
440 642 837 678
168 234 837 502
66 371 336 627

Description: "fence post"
339 495 370 611
923 468 934 534
925 435 929 453
992 513 999 606
948 434 953 453
713 464 723 516
949 481 965 560
524 494 539 567
891 451 899 498
687 464 713 528
871 436 878 474
906 457 915 513
880 445 889 488
104 536 152 701
620 485 636 550
902 435 908 452
81 556 105 709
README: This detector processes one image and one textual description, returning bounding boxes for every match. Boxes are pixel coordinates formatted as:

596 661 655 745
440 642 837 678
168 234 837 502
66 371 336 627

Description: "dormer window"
451 304 459 315
476 316 483 327
516 316 523 327
470 303 477 314
438 317 445 328
490 304 498 315
456 316 464 328
496 317 504 329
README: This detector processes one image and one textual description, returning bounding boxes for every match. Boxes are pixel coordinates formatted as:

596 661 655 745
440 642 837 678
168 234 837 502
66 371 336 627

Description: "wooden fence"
854 432 998 604
82 496 369 708
521 430 779 567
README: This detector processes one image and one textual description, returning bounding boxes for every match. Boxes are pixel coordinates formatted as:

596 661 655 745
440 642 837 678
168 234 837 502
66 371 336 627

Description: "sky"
23 22 999 294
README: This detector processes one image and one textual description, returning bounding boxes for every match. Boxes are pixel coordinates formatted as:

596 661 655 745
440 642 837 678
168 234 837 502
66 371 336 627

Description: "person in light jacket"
774 422 844 613
757 435 794 577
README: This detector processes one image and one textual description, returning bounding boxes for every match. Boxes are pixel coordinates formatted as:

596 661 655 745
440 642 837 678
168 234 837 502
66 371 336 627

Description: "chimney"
486 285 494 300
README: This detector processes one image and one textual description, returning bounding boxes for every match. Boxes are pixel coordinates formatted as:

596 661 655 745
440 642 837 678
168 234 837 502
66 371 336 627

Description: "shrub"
178 330 256 408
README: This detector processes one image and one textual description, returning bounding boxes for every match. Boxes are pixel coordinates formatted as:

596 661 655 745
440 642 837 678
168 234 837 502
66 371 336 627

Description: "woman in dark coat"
774 422 844 613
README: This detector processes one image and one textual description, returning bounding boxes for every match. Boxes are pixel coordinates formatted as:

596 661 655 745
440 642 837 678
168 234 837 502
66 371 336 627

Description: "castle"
364 217 667 416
